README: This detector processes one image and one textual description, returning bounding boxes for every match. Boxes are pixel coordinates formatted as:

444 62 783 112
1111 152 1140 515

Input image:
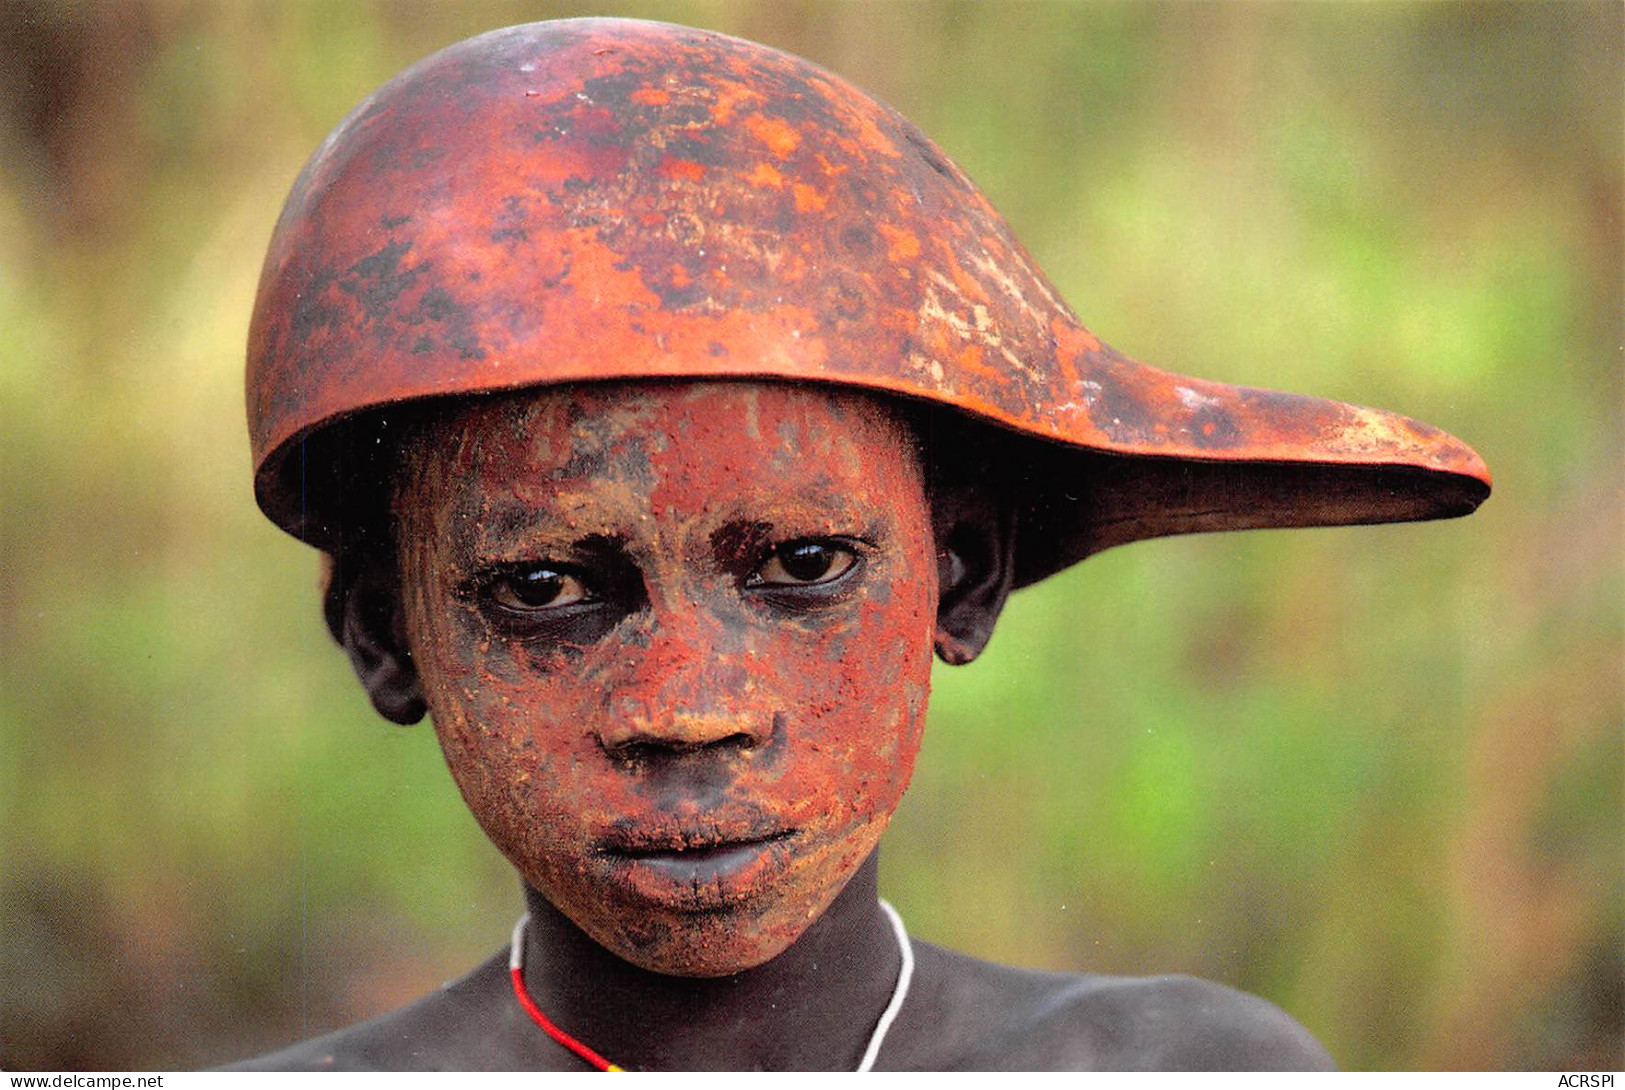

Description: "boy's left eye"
747 540 859 587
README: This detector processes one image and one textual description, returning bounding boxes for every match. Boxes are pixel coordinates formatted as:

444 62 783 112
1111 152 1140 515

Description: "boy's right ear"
334 559 427 725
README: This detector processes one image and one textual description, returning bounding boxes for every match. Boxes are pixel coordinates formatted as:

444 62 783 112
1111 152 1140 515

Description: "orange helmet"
247 18 1488 586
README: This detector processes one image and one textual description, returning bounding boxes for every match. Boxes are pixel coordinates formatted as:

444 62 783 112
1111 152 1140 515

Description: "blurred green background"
1 0 1619 1071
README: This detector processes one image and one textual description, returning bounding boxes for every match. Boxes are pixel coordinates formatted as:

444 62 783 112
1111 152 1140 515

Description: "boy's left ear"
931 479 1016 666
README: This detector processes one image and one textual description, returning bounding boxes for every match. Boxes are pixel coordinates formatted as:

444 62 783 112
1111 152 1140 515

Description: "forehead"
395 380 925 522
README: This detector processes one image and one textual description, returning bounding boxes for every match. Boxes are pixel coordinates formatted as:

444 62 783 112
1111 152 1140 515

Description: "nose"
593 612 774 758
598 708 765 758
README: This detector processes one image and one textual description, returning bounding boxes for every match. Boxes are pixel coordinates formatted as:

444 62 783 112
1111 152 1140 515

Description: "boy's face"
394 381 936 976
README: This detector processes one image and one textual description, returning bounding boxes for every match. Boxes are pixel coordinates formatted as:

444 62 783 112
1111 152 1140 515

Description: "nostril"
607 732 757 763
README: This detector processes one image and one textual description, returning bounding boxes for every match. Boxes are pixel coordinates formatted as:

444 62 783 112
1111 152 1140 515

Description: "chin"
619 912 806 978
535 823 886 977
541 889 814 978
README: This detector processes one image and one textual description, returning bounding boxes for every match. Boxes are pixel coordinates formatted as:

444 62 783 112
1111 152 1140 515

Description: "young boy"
234 19 1489 1070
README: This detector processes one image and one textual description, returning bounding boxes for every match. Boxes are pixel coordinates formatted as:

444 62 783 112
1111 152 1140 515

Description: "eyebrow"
709 520 774 566
461 534 627 572
468 510 632 564
464 498 887 566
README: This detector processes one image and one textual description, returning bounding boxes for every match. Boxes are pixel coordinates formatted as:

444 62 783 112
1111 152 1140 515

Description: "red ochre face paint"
395 381 937 976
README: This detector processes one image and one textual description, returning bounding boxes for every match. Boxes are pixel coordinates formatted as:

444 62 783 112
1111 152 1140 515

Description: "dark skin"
232 383 1332 1072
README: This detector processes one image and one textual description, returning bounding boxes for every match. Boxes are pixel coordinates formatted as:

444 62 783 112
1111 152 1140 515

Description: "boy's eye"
487 567 592 611
748 540 858 587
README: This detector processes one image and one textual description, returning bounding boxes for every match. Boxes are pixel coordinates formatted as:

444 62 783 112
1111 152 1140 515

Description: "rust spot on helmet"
743 113 801 158
744 161 786 189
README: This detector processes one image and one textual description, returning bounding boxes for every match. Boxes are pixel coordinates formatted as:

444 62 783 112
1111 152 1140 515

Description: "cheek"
739 541 938 836
396 547 586 859
791 594 933 770
856 610 933 808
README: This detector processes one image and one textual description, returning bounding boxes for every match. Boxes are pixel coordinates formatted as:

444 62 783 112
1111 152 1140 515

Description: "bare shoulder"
1054 970 1337 1070
219 952 526 1071
893 941 1335 1071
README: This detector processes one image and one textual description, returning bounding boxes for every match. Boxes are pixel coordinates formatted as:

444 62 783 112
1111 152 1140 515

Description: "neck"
517 853 901 1071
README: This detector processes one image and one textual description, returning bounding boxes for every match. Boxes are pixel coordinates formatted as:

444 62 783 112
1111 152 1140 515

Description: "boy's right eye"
485 566 593 612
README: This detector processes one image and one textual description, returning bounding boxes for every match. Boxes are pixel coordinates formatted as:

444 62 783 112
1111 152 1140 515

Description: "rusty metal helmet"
247 18 1489 587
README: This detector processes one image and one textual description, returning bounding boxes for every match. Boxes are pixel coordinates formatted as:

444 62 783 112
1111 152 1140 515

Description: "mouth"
593 828 797 908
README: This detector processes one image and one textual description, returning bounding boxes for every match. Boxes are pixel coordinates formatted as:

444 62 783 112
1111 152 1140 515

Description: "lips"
593 827 797 908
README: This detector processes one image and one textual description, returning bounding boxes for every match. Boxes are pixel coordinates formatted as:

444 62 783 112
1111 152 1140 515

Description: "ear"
931 478 1017 666
334 557 427 725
